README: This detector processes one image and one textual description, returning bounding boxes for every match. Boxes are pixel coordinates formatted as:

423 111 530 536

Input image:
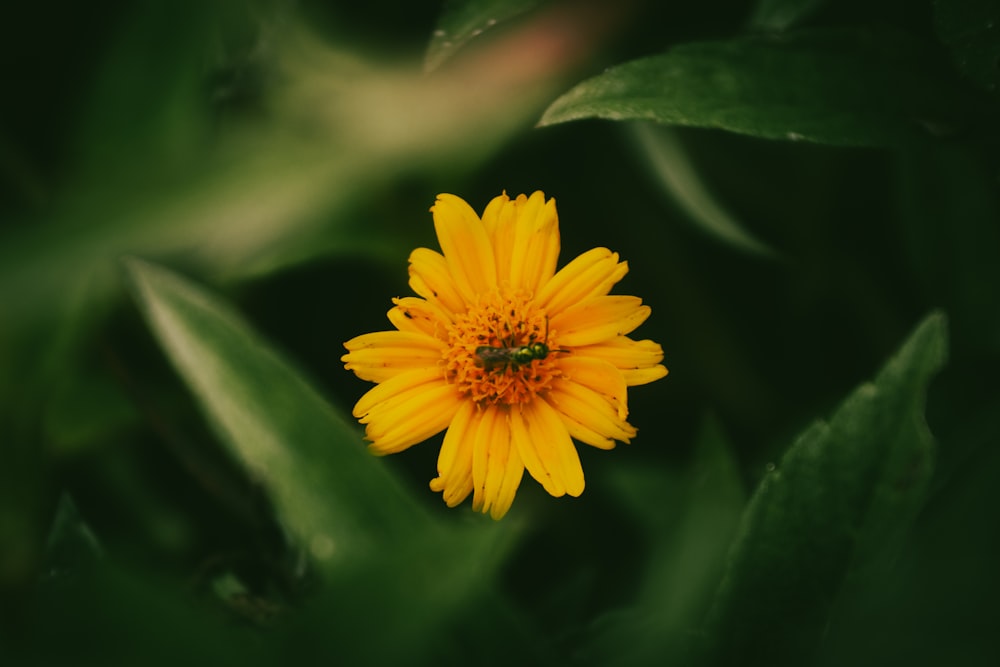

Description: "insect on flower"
475 317 567 372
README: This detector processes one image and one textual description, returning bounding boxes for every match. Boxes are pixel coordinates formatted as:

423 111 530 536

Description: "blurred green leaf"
934 0 1000 97
0 16 565 342
706 312 947 664
124 257 430 567
123 258 535 665
288 524 546 666
539 27 974 146
629 123 777 257
71 0 223 171
748 0 827 31
13 561 266 667
587 417 746 665
425 0 542 70
43 373 139 457
42 494 104 576
895 143 1000 357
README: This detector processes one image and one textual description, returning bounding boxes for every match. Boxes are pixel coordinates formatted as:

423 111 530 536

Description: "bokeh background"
2 0 998 665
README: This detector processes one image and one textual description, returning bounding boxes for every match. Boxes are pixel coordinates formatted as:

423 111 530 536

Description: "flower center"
443 289 562 406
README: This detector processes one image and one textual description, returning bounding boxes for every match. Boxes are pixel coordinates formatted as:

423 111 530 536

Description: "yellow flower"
342 192 667 519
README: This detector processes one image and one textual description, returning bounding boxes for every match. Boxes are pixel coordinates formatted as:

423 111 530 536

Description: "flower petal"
471 405 524 519
536 247 629 315
352 366 444 418
511 399 584 498
622 365 669 386
492 430 524 519
430 400 477 507
576 336 668 386
556 355 629 419
361 380 461 455
431 194 497 302
506 192 560 295
480 192 518 287
545 377 637 448
342 331 444 383
408 247 467 315
387 296 451 338
550 296 651 347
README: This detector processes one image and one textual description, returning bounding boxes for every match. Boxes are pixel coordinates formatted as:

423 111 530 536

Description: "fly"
475 317 565 372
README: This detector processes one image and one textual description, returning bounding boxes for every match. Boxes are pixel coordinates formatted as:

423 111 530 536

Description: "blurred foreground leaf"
629 123 776 257
934 0 1000 97
895 143 1000 356
425 0 542 70
124 258 536 665
15 562 264 667
586 417 745 665
540 27 974 146
747 0 827 31
707 312 947 664
125 258 429 566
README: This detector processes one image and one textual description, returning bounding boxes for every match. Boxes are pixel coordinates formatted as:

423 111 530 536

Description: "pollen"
443 289 563 406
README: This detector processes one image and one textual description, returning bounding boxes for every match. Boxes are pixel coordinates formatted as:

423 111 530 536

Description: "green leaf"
42 494 104 575
587 417 746 665
539 28 974 146
125 257 534 666
629 124 777 257
934 0 1000 97
895 143 1000 356
20 561 268 667
425 0 542 71
123 258 431 568
747 0 827 31
706 312 947 664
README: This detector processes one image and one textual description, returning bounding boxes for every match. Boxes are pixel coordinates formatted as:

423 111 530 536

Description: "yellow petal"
550 296 651 347
471 405 524 518
552 407 617 450
577 336 668 386
431 400 477 507
546 377 637 446
491 428 524 519
622 365 669 386
363 381 461 455
480 192 515 286
342 332 444 383
352 366 444 418
511 399 584 497
536 247 628 315
387 297 451 338
431 194 497 302
408 247 466 315
577 336 664 369
556 355 629 419
507 192 560 295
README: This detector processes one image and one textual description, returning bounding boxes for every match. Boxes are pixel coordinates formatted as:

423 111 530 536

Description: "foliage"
2 1 998 665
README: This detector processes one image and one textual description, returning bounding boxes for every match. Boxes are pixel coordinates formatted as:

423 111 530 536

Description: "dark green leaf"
14 561 267 667
706 312 947 664
629 123 777 257
122 259 532 666
586 417 746 665
425 0 542 71
540 28 975 146
123 258 431 569
747 0 827 31
934 0 1000 97
42 494 103 576
895 143 1000 356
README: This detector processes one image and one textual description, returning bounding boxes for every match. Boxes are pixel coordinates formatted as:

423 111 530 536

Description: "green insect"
475 318 564 372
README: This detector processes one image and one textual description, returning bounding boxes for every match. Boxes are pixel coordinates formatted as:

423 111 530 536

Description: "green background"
2 1 998 665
